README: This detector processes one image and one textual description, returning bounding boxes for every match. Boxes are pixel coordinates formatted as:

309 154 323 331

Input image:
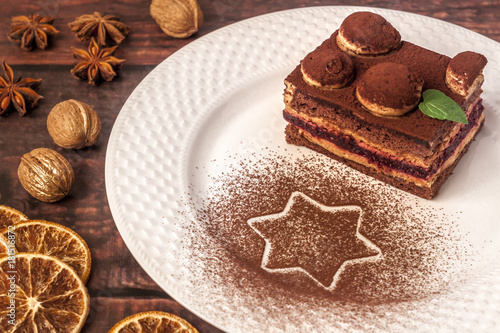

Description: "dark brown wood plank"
1 0 499 66
0 64 163 292
1 1 499 332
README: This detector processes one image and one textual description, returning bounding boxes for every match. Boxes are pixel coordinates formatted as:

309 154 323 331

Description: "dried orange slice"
0 233 10 257
0 220 92 284
108 311 199 333
0 253 89 332
0 205 27 257
0 205 28 229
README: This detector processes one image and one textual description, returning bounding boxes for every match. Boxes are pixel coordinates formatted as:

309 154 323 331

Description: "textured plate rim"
105 6 500 332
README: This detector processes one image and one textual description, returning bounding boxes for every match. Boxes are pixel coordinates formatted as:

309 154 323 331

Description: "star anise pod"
71 38 125 85
68 12 130 46
0 60 43 116
8 14 60 51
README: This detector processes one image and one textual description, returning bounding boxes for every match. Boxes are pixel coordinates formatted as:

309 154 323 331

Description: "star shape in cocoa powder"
248 192 382 289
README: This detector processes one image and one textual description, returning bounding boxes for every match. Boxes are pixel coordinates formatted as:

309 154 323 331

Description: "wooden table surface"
1 0 499 332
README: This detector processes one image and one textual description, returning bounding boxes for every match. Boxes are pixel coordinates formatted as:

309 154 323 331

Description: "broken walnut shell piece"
356 63 424 117
301 49 354 89
445 51 487 97
150 0 203 38
47 99 102 149
336 12 401 56
17 148 75 202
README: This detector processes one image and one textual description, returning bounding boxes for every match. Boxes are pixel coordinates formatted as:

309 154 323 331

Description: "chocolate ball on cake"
356 62 424 117
336 11 401 56
301 49 354 89
446 51 488 97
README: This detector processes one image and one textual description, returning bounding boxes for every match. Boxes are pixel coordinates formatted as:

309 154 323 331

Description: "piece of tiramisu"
283 11 487 199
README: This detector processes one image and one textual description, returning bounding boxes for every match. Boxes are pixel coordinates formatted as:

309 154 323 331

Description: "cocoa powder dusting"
179 149 482 331
338 11 401 55
448 51 488 89
247 192 381 288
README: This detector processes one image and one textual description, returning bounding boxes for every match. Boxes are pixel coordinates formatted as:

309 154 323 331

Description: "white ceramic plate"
106 6 500 332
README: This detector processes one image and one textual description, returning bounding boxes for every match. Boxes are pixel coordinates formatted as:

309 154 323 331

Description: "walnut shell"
150 0 203 38
18 148 75 202
47 99 101 149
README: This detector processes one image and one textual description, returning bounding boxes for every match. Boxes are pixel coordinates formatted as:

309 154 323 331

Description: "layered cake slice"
283 11 487 199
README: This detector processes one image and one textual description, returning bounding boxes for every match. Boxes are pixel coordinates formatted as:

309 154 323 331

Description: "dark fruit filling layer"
283 100 484 180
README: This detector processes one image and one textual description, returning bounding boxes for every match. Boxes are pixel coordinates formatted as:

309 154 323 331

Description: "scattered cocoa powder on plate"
179 149 484 330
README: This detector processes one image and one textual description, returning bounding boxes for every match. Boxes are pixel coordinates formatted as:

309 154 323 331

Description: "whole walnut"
47 99 101 149
18 148 75 202
150 0 203 38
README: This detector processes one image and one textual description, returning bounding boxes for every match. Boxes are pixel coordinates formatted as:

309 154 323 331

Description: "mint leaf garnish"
418 89 468 124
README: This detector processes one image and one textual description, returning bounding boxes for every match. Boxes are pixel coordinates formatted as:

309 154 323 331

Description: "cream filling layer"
285 77 483 167
298 112 484 188
284 93 481 169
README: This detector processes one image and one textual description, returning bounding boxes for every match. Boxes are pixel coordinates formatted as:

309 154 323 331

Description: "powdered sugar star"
247 191 382 290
